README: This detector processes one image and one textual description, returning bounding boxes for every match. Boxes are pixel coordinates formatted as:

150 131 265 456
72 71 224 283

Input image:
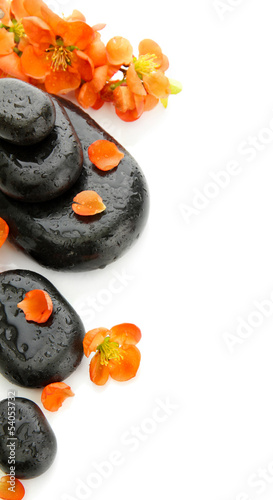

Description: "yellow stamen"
46 45 72 72
97 337 123 366
134 53 160 77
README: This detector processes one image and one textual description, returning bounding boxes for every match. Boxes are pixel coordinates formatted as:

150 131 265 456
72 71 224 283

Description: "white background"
1 0 273 499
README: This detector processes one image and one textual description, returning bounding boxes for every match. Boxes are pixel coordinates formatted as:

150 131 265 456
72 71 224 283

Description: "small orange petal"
138 39 163 66
21 45 49 78
41 382 75 412
159 54 169 72
109 345 141 382
22 16 55 48
64 9 86 22
77 81 97 108
72 190 106 216
88 139 124 171
0 217 9 248
45 69 81 94
0 30 14 56
143 71 170 99
74 50 94 81
0 52 29 81
91 93 105 110
115 106 142 122
91 64 108 93
113 85 135 113
110 323 141 346
144 94 159 111
92 23 106 31
126 63 146 96
85 34 107 67
0 476 25 500
90 352 110 385
17 289 53 323
106 36 133 66
83 327 110 357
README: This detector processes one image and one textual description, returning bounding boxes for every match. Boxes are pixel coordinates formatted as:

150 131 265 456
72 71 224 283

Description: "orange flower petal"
45 69 81 94
77 81 97 108
74 50 94 81
115 107 141 122
23 0 44 17
110 323 141 346
0 217 9 248
17 289 53 323
0 476 25 500
50 18 94 50
92 23 106 31
88 139 124 171
91 93 105 110
144 94 159 111
160 54 169 72
41 382 75 412
143 71 170 99
126 63 146 96
0 0 11 24
0 52 29 81
22 16 55 48
138 39 163 66
109 345 141 382
91 64 108 93
72 190 106 216
0 30 14 56
83 327 110 357
64 9 86 22
85 34 107 67
21 45 49 78
113 85 135 113
11 0 29 19
106 36 133 66
90 351 110 386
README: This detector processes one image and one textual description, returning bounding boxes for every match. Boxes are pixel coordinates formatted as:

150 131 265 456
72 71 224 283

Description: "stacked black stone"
0 79 149 271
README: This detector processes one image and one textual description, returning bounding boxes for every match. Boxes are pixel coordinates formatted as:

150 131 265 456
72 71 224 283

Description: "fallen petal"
72 190 106 216
0 217 9 248
88 139 124 171
0 476 25 500
17 289 53 323
41 382 75 412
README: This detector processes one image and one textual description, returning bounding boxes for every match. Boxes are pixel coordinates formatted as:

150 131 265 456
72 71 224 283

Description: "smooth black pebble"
0 397 57 479
0 97 83 202
0 78 56 145
0 269 85 388
0 96 149 271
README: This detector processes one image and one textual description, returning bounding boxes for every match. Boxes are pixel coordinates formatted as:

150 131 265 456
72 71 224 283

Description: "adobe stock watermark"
222 291 273 354
179 112 273 224
213 0 246 21
46 0 72 16
223 456 273 500
61 396 180 500
73 269 134 324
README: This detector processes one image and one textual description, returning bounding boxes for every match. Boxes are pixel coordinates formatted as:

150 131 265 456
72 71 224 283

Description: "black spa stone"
0 397 57 479
0 78 56 145
0 269 85 388
0 97 83 202
0 96 149 271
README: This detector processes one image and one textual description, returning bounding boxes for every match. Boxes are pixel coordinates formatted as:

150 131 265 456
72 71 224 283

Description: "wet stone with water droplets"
0 97 83 202
0 78 56 145
0 97 149 270
0 397 57 479
0 269 85 388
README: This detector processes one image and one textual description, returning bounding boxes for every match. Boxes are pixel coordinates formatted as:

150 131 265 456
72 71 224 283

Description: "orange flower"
0 476 25 500
41 382 75 412
83 323 141 386
88 140 124 171
0 0 28 80
72 190 106 216
17 289 53 323
0 217 9 248
20 0 95 93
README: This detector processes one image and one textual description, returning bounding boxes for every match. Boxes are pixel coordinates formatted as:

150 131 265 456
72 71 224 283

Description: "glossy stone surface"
0 269 85 388
0 97 149 271
0 78 56 145
0 97 83 202
0 397 57 479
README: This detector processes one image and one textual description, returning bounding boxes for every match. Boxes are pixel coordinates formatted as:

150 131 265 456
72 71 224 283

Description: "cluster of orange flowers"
0 0 181 121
